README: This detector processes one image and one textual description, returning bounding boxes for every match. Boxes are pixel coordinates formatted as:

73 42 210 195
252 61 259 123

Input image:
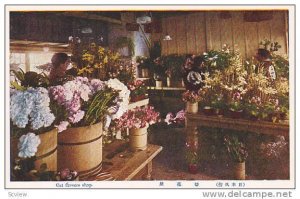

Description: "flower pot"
141 68 149 78
11 128 58 171
58 122 103 178
166 77 171 87
249 115 259 121
229 109 243 119
233 162 246 180
155 80 162 88
129 126 148 151
215 108 224 116
186 102 199 114
188 163 198 174
130 94 146 102
203 106 214 116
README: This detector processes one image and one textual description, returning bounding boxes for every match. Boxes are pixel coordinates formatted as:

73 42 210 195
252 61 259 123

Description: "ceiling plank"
60 12 122 25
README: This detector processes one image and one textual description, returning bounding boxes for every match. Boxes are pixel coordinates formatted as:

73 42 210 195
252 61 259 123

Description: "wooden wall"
154 11 288 58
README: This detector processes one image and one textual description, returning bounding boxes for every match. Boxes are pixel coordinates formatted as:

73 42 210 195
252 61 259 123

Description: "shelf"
136 77 150 81
128 98 149 110
147 86 185 91
186 113 289 137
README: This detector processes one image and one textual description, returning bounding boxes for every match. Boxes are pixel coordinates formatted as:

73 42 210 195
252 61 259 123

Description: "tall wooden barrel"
11 128 58 171
58 122 103 178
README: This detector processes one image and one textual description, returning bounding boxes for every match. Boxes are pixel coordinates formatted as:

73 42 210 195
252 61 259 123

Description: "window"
10 53 26 72
29 52 54 74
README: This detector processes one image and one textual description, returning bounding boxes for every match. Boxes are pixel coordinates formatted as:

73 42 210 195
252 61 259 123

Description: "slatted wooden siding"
156 11 288 57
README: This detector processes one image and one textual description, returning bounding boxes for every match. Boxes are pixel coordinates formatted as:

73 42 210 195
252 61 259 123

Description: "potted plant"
228 92 244 119
182 90 202 114
210 94 226 116
115 106 160 151
153 57 165 87
165 68 173 87
127 80 147 102
136 56 149 78
244 96 262 121
185 127 199 174
224 134 248 180
260 98 280 123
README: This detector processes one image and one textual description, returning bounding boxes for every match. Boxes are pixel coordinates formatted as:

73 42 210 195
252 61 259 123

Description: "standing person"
183 55 205 91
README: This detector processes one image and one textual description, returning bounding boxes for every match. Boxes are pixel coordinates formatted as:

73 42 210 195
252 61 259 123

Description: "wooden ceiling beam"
61 12 122 25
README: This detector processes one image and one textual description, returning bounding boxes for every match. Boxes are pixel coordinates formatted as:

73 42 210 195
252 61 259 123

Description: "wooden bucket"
129 126 148 151
186 102 198 114
233 162 246 180
58 122 103 178
11 128 58 171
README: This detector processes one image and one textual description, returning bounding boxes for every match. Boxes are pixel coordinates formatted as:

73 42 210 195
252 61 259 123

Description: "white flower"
18 133 41 158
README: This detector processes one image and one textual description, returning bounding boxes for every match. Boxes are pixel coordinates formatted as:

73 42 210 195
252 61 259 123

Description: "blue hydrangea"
10 87 55 130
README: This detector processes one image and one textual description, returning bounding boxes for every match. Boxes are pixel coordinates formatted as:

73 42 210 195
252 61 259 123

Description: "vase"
229 109 243 119
58 122 103 179
141 68 149 78
188 163 198 174
155 80 162 88
11 128 58 171
203 106 214 116
186 102 199 114
166 77 171 87
129 126 148 151
233 162 246 180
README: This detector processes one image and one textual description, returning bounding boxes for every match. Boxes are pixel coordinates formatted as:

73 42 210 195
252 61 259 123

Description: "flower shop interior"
9 9 290 182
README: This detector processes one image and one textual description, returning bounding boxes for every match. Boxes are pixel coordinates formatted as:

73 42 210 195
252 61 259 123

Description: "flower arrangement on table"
127 80 147 102
182 90 202 104
115 106 160 130
114 106 160 150
194 42 289 122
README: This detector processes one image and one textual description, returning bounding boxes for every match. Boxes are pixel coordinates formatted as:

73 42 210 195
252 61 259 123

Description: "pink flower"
68 110 85 124
56 121 69 133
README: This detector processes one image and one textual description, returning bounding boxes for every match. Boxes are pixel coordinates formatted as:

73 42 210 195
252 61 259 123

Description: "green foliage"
115 36 135 56
224 134 248 163
149 41 162 59
10 69 49 89
272 54 289 78
83 89 118 126
161 54 186 80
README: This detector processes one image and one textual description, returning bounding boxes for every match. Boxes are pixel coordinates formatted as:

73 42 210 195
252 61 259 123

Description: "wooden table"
185 113 290 164
101 141 162 180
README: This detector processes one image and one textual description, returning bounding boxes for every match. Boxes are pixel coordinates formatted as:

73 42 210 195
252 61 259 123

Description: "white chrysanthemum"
18 133 41 158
